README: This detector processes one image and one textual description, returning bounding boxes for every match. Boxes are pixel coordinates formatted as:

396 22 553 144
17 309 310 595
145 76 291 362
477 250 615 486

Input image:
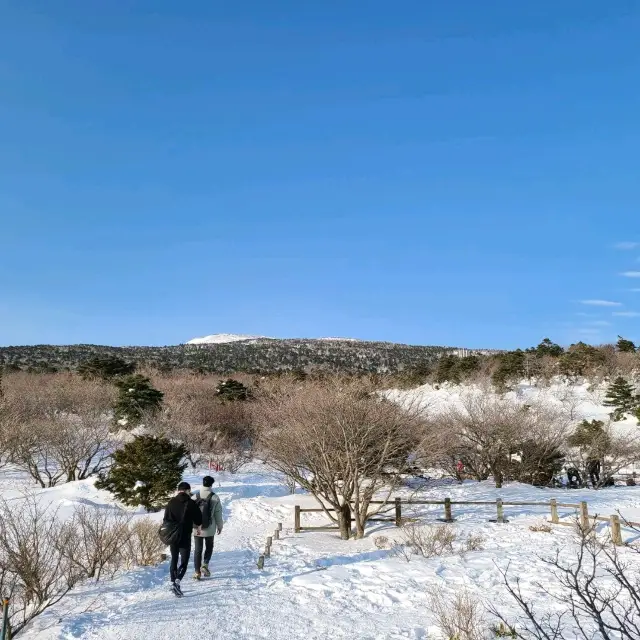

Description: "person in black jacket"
163 482 203 596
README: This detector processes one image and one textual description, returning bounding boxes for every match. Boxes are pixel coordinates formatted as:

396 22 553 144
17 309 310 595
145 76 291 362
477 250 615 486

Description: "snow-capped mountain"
186 333 268 345
186 334 363 345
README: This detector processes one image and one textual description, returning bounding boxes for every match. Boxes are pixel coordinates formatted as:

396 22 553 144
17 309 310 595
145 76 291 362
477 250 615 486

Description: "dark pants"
194 536 214 572
170 542 191 583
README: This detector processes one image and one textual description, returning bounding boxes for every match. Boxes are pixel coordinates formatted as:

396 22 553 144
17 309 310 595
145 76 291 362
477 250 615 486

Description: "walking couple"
162 475 224 597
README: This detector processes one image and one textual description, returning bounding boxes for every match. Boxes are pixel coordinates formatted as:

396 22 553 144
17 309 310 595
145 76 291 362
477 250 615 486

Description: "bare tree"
0 374 116 487
124 518 167 567
153 375 255 471
61 505 133 581
0 494 85 637
429 392 531 488
256 380 433 539
493 522 640 640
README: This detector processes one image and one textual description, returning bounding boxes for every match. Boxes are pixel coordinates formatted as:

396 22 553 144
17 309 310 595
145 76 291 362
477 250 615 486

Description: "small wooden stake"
274 529 280 540
294 506 301 533
264 545 270 558
257 555 265 570
395 497 402 527
550 499 559 525
278 522 283 532
610 514 623 546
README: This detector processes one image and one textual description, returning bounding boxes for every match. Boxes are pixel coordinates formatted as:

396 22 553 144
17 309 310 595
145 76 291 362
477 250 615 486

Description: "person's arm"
214 496 223 534
191 499 203 528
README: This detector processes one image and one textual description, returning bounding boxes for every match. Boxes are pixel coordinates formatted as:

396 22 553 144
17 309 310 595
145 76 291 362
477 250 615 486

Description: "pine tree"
216 379 250 401
95 435 187 511
114 374 164 426
78 355 136 380
491 350 526 389
603 377 637 421
559 342 607 378
532 338 564 358
435 355 460 384
568 420 610 459
616 336 637 353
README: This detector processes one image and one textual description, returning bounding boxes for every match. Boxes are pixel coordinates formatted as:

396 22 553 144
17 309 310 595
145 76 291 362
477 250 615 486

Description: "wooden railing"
294 498 639 545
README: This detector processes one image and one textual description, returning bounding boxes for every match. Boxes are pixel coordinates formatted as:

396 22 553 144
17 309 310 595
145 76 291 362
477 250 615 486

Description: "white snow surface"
8 379 640 639
186 333 268 345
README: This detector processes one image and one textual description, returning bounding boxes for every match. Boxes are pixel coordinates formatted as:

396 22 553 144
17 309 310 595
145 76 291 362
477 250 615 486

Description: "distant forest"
0 339 461 375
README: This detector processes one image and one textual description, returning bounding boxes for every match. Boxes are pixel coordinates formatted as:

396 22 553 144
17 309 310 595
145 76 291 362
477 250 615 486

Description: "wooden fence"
294 498 640 546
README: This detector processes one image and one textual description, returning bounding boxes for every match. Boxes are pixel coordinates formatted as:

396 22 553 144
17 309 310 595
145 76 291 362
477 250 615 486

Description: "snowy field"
2 461 639 640
4 378 640 639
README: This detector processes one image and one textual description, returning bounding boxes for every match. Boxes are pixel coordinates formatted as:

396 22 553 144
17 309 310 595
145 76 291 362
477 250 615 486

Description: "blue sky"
1 1 639 348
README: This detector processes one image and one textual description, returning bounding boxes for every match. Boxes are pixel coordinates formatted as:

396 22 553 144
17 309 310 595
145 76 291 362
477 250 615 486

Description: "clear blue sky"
1 1 639 349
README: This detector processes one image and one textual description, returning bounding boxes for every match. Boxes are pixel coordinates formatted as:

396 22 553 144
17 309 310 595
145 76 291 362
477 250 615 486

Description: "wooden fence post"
294 506 301 533
549 499 559 525
274 529 280 541
395 497 402 527
579 502 589 529
1 598 9 640
257 555 265 570
439 498 454 523
264 544 270 558
495 499 508 524
610 515 623 546
278 522 283 532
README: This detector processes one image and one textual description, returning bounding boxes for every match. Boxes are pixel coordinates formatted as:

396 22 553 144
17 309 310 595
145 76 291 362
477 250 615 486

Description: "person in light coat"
191 475 223 579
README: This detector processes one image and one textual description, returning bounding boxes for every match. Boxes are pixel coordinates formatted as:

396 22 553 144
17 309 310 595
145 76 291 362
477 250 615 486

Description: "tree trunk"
338 502 351 540
354 508 365 539
492 464 503 489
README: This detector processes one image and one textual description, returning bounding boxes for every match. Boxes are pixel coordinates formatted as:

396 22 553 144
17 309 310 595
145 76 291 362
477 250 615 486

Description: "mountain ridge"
0 337 487 375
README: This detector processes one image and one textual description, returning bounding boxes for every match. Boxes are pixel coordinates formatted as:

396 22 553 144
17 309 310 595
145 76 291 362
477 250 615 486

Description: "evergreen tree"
616 336 637 353
78 355 136 380
435 355 460 384
216 379 250 401
516 440 565 486
114 374 164 425
603 376 638 421
558 342 606 378
95 435 187 511
532 338 564 358
491 350 526 389
568 420 610 457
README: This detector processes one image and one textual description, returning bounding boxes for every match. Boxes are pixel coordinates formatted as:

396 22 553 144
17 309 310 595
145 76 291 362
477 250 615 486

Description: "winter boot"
172 580 184 597
201 564 211 578
193 571 201 581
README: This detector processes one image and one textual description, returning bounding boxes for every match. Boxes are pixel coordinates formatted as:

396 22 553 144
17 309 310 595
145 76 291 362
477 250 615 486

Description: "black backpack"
196 492 214 529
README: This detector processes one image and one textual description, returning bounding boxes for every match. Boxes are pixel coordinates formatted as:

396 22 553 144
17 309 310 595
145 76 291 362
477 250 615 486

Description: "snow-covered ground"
5 460 640 640
6 378 640 639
